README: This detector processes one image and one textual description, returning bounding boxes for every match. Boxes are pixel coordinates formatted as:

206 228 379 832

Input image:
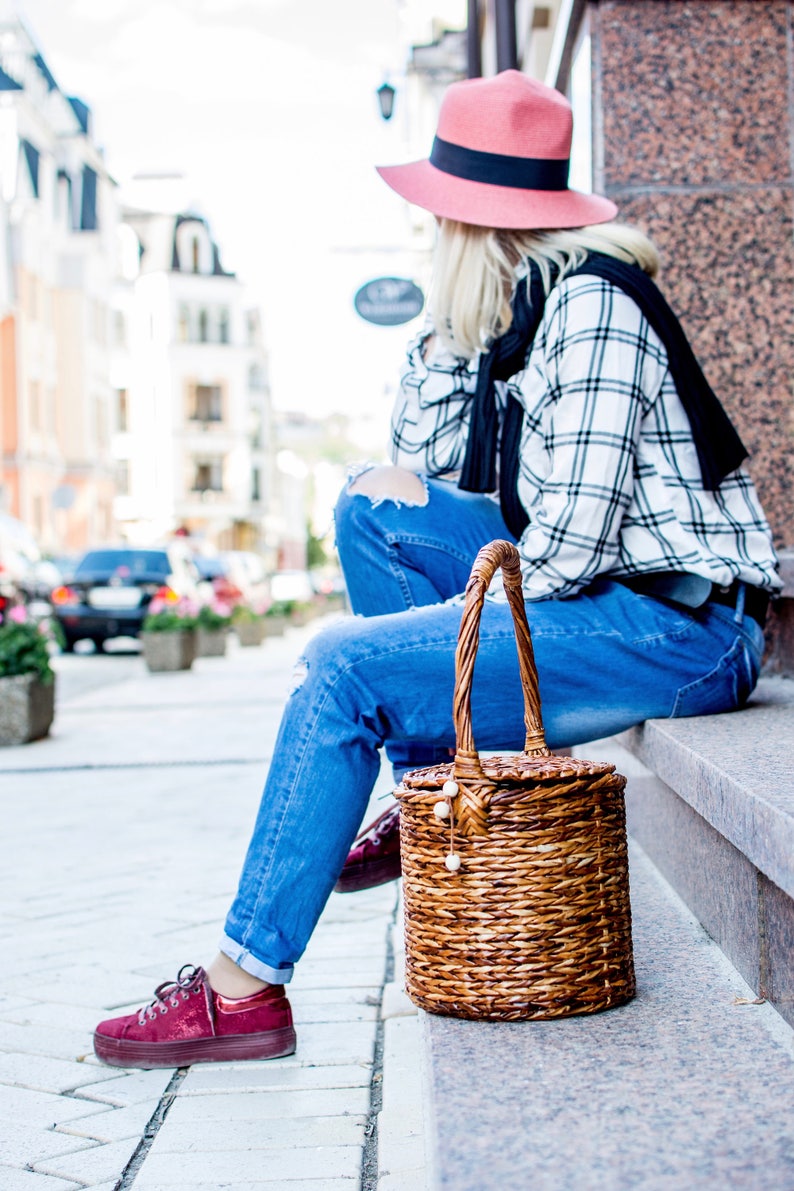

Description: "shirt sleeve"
390 326 481 476
515 278 663 599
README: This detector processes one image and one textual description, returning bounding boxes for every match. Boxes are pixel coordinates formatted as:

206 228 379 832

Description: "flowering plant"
0 606 54 684
196 599 233 631
141 596 199 633
230 601 267 625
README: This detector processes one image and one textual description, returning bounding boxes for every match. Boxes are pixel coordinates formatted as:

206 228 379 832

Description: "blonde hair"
429 220 660 358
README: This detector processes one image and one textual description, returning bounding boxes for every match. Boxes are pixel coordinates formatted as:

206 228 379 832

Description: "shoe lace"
354 803 400 846
137 963 205 1025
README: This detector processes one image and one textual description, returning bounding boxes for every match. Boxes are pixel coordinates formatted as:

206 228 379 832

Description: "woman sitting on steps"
93 71 780 1069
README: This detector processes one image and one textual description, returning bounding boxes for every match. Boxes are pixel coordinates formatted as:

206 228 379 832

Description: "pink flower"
8 605 28 624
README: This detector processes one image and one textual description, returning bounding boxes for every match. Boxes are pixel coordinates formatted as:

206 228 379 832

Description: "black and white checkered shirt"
391 272 780 599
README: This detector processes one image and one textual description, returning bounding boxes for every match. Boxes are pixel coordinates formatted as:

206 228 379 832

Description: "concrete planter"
141 630 196 672
0 673 56 746
262 615 288 638
196 627 228 657
234 619 266 647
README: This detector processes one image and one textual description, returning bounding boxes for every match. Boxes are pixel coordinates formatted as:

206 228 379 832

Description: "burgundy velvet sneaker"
334 803 402 893
93 964 296 1069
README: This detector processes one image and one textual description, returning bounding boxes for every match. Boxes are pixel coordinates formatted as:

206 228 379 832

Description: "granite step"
607 674 794 1029
418 839 794 1190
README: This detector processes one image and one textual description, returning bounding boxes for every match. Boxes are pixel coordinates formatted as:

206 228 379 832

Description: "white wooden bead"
442 779 459 798
444 853 461 872
433 800 451 819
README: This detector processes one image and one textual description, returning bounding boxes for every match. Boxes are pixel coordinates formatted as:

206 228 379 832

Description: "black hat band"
430 136 570 191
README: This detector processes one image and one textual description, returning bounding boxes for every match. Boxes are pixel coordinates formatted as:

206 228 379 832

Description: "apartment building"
113 204 275 557
0 12 117 554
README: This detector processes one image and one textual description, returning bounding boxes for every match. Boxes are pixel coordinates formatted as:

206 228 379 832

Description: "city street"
0 618 424 1190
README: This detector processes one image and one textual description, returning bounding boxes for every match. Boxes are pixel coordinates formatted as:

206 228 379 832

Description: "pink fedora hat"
377 70 617 230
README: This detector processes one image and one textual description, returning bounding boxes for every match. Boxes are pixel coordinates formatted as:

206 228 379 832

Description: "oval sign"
354 277 424 327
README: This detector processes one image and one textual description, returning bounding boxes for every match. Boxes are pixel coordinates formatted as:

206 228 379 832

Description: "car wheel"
61 636 76 653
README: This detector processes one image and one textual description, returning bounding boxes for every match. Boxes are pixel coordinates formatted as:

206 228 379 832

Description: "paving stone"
72 1068 173 1107
0 1053 120 1095
290 986 380 1006
0 1021 94 1061
166 1087 372 1124
133 1180 356 1190
380 982 416 1020
291 999 379 1025
55 1099 160 1143
0 967 153 1010
132 1145 361 1185
148 1113 366 1154
0 996 37 1018
291 961 388 989
179 1061 371 1095
379 1170 427 1191
378 1017 426 1189
0 1127 96 1168
292 1022 377 1066
0 1002 109 1033
33 1137 141 1185
0 1167 82 1190
0 1084 111 1127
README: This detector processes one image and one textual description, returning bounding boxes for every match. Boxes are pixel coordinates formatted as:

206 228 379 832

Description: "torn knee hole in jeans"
289 657 309 694
346 465 429 509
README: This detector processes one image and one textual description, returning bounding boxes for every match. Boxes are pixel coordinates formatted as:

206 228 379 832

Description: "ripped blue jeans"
221 473 764 983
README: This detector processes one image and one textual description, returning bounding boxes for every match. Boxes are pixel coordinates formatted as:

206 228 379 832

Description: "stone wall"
589 0 794 548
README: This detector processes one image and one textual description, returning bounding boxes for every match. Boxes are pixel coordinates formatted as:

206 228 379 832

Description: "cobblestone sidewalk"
0 620 424 1189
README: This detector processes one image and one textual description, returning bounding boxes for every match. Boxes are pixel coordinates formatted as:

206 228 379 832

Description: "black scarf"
458 253 749 539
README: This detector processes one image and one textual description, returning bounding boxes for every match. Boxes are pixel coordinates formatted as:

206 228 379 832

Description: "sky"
13 0 466 446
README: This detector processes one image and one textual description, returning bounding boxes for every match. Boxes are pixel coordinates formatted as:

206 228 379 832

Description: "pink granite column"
590 0 794 548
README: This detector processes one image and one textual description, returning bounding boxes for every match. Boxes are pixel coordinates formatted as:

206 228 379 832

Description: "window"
248 364 267 391
95 395 108 447
190 384 223 422
178 305 190 342
192 459 224 492
192 236 200 273
198 309 208 342
32 495 44 536
113 310 127 346
93 299 107 345
251 467 261 502
29 380 42 430
116 460 130 495
219 308 230 344
117 389 128 432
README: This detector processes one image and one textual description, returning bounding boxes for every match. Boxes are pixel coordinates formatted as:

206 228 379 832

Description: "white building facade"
113 207 275 558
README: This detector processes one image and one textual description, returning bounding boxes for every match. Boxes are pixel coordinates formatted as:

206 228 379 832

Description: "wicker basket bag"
396 539 635 1022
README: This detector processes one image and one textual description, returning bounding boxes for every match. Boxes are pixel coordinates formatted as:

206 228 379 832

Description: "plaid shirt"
391 271 780 600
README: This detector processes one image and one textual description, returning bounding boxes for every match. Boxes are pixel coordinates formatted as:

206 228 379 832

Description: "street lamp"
376 80 396 121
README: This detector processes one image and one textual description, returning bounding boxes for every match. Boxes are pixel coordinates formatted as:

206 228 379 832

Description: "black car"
51 547 200 652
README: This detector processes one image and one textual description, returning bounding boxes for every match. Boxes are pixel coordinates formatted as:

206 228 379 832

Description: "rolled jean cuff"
218 933 294 985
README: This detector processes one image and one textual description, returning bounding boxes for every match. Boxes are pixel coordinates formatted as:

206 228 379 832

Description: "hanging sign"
354 277 424 327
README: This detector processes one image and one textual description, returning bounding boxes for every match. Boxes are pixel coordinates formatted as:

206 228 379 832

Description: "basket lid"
397 753 617 798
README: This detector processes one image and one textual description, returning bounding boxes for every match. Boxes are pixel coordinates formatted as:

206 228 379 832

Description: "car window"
75 550 171 577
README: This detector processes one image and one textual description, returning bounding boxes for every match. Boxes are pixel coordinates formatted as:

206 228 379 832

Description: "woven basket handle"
451 539 550 836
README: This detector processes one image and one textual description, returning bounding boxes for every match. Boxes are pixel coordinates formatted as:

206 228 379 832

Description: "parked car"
51 546 201 652
270 569 314 604
193 550 270 608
